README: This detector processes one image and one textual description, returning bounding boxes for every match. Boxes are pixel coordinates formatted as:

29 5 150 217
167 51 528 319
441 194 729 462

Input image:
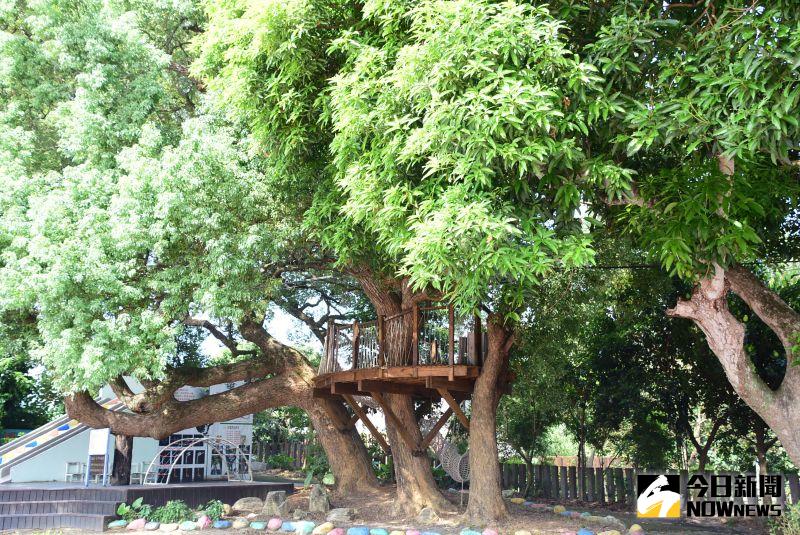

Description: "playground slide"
0 397 123 483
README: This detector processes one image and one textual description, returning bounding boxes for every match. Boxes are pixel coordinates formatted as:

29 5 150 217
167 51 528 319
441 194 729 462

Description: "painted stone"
389 531 405 535
481 529 498 535
598 531 621 535
232 519 249 529
369 529 388 535
179 520 197 531
108 520 128 529
158 523 178 532
295 521 316 534
523 501 534 506
144 522 160 531
197 515 212 529
268 518 284 531
281 521 296 532
406 530 421 535
223 504 232 516
347 527 369 535
251 522 268 530
460 530 481 535
127 518 147 530
510 497 525 504
513 531 531 535
313 522 335 535
420 531 441 535
581 512 592 518
213 520 232 529
570 511 582 518
577 529 594 535
628 525 644 534
553 505 566 514
560 511 572 517
329 529 346 535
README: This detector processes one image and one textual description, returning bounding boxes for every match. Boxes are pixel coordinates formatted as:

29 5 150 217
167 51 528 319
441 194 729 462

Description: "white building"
0 379 253 484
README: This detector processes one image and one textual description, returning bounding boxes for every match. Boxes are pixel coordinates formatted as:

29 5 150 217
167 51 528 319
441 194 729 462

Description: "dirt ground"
6 485 771 535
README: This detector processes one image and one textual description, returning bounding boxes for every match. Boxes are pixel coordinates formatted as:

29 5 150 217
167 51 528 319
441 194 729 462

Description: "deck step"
0 513 116 531
0 499 119 515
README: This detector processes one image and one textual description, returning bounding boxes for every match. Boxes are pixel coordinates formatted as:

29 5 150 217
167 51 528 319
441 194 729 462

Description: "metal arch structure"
143 436 253 485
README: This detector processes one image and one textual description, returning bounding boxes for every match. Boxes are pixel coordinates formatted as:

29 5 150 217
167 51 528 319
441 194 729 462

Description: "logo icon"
637 474 681 518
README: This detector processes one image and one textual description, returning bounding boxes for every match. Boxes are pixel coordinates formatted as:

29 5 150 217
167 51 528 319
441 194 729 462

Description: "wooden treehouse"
314 303 508 456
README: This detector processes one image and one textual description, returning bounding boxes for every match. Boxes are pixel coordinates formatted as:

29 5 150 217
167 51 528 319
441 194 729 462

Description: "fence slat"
596 468 605 504
550 465 560 500
788 473 800 505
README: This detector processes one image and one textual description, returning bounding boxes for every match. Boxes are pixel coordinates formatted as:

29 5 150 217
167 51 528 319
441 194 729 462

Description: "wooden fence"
253 441 308 469
499 463 800 507
252 441 800 508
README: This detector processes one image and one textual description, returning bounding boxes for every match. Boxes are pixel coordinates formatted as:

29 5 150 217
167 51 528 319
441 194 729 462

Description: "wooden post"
606 468 615 503
542 464 551 498
550 465 560 500
412 303 420 371
559 466 568 501
596 468 605 504
680 469 689 511
588 466 596 502
448 304 455 376
472 314 482 366
614 468 625 503
535 464 543 496
788 473 800 505
377 315 386 367
625 469 635 505
568 466 577 500
352 322 360 370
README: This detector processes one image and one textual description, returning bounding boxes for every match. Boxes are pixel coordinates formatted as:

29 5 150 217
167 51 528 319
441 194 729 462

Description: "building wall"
9 432 159 483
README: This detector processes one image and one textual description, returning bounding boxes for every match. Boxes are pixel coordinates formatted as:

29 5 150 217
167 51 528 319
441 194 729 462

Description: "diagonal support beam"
437 388 470 430
370 391 422 455
341 394 391 454
419 408 453 452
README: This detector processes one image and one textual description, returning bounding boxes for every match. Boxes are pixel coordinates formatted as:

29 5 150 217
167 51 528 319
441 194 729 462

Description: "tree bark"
464 314 513 522
110 434 133 486
667 264 800 466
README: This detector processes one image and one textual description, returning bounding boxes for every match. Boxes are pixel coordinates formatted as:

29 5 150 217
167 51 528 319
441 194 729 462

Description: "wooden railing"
318 303 487 376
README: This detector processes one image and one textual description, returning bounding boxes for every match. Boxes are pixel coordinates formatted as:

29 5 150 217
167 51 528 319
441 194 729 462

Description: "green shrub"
148 500 194 523
267 453 296 470
116 497 151 521
772 502 800 535
203 500 225 521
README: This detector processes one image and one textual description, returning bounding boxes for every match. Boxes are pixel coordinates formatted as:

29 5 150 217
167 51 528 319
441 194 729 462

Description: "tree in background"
0 0 378 491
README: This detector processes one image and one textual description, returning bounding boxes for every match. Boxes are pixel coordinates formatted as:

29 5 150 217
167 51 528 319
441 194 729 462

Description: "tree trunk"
110 434 133 486
667 264 800 466
306 398 380 494
464 315 512 522
351 269 451 513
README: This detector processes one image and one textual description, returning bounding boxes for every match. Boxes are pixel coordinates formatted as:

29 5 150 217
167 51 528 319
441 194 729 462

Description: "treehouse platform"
314 303 510 455
314 303 489 399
